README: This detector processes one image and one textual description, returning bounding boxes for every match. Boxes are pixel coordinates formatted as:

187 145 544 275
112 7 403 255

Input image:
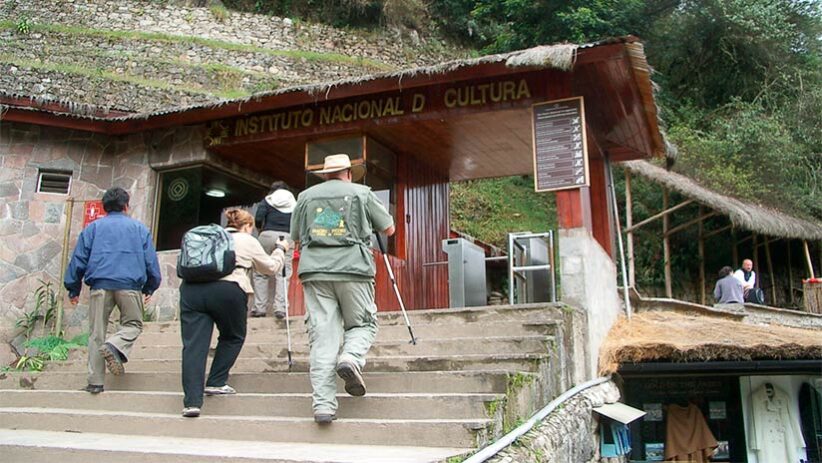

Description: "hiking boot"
314 413 337 424
84 384 104 394
204 384 237 395
182 407 201 418
336 360 366 397
99 343 124 376
274 310 286 319
250 312 266 318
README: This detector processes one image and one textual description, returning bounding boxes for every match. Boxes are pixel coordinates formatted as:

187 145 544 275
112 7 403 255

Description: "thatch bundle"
622 160 822 240
599 311 822 375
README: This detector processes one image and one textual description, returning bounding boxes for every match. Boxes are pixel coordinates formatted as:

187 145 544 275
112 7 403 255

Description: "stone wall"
490 380 625 463
559 227 622 380
0 120 156 345
0 0 466 112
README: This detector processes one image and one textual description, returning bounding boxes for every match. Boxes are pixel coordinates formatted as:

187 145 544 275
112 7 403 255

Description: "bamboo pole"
732 230 739 268
698 206 706 305
764 238 776 306
703 224 732 240
623 199 695 233
54 198 75 337
804 240 816 279
625 171 636 288
664 211 719 237
788 241 795 305
663 189 672 298
752 234 759 282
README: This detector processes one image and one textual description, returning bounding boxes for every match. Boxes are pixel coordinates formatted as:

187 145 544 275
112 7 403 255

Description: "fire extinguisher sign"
83 200 107 227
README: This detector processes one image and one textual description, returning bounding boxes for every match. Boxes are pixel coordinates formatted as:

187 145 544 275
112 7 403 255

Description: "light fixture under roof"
205 188 226 198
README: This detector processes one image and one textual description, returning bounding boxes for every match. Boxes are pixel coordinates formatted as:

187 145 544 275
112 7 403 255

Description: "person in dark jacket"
64 187 162 394
251 181 296 318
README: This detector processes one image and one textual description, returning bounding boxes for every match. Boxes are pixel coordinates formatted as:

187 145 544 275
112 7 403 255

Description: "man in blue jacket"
64 187 162 393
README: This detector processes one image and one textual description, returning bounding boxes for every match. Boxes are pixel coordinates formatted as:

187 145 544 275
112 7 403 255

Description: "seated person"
714 266 744 304
733 259 765 304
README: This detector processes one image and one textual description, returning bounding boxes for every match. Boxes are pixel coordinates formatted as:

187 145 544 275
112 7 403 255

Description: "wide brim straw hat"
313 154 365 181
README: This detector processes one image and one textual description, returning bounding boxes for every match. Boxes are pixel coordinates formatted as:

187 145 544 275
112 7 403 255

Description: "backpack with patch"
304 194 364 247
177 224 236 282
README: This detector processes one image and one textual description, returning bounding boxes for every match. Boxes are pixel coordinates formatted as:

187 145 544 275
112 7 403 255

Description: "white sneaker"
182 407 200 418
204 384 236 395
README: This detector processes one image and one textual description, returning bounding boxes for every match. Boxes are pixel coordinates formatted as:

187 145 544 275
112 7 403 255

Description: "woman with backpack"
179 208 288 418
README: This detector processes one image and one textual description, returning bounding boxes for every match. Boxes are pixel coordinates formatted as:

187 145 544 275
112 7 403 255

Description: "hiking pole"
375 233 417 345
280 237 293 369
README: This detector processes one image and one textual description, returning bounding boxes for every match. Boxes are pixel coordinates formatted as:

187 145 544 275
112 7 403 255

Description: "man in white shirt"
733 259 756 292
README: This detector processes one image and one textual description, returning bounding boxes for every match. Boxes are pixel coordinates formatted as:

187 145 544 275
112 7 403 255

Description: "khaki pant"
303 280 378 414
252 231 293 315
87 289 143 385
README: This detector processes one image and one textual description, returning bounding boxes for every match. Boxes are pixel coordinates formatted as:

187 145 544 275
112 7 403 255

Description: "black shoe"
314 413 337 424
274 310 286 319
85 384 104 394
99 343 125 376
250 312 266 318
336 361 366 397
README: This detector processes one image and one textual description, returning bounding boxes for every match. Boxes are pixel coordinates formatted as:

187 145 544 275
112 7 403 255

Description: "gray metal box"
442 238 487 308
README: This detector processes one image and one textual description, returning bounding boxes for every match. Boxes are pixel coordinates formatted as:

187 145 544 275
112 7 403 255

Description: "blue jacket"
64 212 162 298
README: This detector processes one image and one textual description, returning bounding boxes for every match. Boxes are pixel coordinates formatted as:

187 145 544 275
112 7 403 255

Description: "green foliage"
15 280 58 338
15 15 31 34
450 176 556 248
14 333 87 371
209 4 231 23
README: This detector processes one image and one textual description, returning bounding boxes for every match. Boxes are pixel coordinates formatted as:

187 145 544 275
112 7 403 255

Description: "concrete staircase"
0 304 581 462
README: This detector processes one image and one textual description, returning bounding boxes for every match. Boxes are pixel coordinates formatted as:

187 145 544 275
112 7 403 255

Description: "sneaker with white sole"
204 384 236 395
182 407 201 418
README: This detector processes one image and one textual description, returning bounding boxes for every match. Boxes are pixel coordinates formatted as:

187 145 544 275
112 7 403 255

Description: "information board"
531 97 588 192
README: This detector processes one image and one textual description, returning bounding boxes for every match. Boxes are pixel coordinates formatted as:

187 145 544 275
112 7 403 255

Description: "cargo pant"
252 231 293 315
87 289 144 386
303 280 378 414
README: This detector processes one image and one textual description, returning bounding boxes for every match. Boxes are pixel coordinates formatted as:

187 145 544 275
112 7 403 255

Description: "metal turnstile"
508 231 556 304
442 238 488 307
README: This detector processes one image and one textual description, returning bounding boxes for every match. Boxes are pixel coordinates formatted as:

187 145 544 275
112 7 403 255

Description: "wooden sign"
82 200 107 227
532 97 589 192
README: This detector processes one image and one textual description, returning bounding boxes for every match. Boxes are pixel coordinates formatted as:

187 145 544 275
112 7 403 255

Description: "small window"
37 169 72 195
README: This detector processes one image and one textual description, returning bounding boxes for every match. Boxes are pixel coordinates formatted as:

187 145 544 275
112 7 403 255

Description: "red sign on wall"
83 200 107 227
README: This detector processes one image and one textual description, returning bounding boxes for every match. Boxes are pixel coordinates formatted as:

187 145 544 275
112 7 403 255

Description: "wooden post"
55 198 75 337
732 230 738 268
625 172 636 288
663 188 672 298
788 241 795 306
764 238 776 306
698 206 706 305
804 240 816 279
752 234 759 279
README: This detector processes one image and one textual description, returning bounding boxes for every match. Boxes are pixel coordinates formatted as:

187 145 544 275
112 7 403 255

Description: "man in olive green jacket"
291 154 395 424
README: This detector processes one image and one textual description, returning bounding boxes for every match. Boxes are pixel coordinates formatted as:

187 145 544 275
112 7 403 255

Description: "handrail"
463 376 612 463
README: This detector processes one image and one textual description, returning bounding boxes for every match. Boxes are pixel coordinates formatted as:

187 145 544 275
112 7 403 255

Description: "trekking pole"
280 237 293 369
375 233 417 345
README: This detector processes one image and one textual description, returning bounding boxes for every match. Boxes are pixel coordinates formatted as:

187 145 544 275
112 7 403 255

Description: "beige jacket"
220 229 286 294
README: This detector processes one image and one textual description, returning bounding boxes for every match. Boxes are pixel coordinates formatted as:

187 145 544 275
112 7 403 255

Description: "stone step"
46 353 548 374
0 428 470 463
128 335 553 360
0 389 500 420
0 370 517 394
0 407 490 448
137 320 559 345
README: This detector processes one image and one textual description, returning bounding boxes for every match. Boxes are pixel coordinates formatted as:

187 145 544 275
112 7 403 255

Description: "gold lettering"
517 79 531 99
503 81 516 101
301 109 314 127
247 116 259 134
457 88 470 107
320 107 332 125
341 104 354 122
470 86 482 105
489 82 502 102
383 98 395 116
281 112 293 130
235 118 248 137
392 97 405 115
476 84 490 105
357 101 371 120
332 106 344 124
444 88 457 108
371 99 384 118
412 94 426 113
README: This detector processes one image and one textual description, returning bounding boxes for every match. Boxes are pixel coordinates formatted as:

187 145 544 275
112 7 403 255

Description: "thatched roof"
599 311 822 375
623 160 822 240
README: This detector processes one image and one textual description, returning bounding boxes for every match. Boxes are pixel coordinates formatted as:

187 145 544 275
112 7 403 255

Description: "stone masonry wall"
0 120 156 347
490 380 625 463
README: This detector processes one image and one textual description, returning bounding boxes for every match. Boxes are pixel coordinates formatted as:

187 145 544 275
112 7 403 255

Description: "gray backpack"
177 224 236 282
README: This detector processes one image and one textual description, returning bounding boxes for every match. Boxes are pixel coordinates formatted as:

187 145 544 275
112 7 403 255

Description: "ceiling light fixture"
205 188 226 198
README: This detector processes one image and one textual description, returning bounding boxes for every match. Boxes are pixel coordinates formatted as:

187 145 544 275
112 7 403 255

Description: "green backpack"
304 194 366 247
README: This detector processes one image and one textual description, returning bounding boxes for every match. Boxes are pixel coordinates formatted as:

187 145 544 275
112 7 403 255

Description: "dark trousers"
180 281 248 408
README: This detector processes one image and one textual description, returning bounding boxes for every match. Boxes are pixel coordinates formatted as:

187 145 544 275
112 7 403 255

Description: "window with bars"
36 170 72 195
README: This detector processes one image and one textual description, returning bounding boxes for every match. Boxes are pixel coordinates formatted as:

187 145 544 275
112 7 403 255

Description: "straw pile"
599 311 822 375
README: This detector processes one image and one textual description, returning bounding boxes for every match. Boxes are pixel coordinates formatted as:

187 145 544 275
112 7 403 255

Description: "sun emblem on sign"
205 121 229 147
